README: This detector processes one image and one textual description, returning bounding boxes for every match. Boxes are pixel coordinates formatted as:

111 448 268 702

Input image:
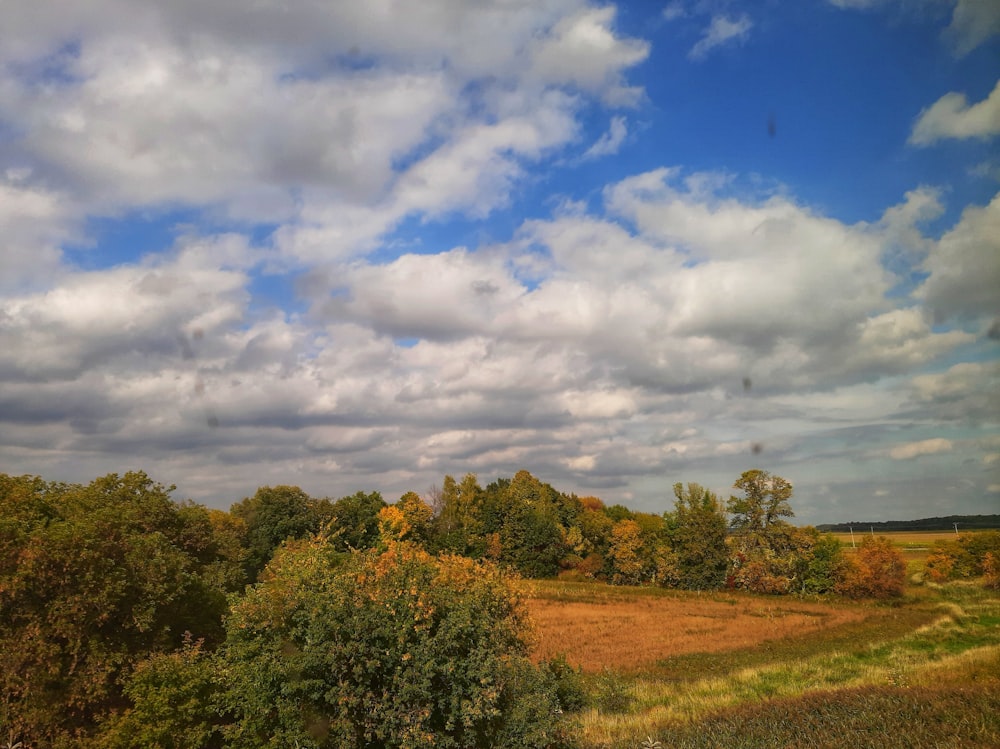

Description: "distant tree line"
6 467 995 747
817 515 1000 533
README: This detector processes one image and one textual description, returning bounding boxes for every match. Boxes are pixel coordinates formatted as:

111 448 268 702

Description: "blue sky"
1 0 998 524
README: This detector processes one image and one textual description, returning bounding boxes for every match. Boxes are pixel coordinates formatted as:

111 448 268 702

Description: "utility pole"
849 526 856 549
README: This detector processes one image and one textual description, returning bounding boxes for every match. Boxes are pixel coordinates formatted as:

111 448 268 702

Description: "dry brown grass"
525 587 872 673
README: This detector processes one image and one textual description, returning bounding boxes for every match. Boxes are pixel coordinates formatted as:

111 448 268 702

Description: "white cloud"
826 0 1000 56
946 0 1000 56
0 236 251 381
908 361 1000 422
910 79 1000 146
916 191 1000 323
689 14 753 60
4 38 454 214
582 116 628 159
391 92 580 220
889 438 953 460
0 178 79 292
0 0 649 249
602 168 892 348
528 6 650 105
663 2 687 22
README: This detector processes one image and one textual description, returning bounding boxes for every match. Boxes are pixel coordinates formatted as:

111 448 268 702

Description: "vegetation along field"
525 578 1000 748
2 469 998 748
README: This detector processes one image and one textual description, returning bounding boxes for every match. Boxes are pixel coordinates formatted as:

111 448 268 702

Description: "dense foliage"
0 472 228 748
219 538 571 749
923 530 1000 584
3 465 974 747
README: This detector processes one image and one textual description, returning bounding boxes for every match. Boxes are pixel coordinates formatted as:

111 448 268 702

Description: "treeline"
817 515 1000 533
0 471 580 748
3 468 998 748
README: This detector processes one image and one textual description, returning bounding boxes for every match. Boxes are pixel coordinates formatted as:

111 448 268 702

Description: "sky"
1 0 998 525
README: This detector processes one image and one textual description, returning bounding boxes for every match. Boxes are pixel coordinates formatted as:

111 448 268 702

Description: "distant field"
831 529 963 545
831 529 971 563
522 578 1000 748
524 581 879 673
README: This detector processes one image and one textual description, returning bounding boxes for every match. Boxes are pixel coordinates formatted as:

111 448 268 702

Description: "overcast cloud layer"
1 0 997 524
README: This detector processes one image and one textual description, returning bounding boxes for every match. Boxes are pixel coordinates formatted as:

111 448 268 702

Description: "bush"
835 536 906 599
94 636 221 749
0 472 227 748
540 655 588 713
984 552 1000 590
925 532 1000 586
218 538 572 748
594 669 633 713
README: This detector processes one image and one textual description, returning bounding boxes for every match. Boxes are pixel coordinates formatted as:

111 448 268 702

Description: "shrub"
923 532 1000 585
540 655 588 713
835 536 906 598
218 538 572 748
984 552 1000 590
800 532 843 594
0 472 227 748
94 636 221 749
594 669 633 713
731 555 792 595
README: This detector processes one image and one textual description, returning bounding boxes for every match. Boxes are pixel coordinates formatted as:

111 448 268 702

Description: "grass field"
831 529 964 564
522 557 1000 748
525 583 875 673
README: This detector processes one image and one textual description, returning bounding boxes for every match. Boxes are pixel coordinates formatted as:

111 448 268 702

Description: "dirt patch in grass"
526 590 875 673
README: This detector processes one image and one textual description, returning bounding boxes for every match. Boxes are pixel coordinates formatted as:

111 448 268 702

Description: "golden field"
519 566 1000 748
525 583 872 673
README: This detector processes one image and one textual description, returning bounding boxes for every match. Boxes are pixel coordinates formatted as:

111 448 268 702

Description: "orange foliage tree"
834 536 906 598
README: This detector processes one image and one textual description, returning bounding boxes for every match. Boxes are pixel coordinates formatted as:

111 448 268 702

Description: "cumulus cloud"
0 237 251 382
688 14 753 60
0 177 79 292
908 362 1000 422
826 0 1000 55
582 116 628 160
889 438 954 460
946 0 1000 56
528 6 650 105
0 0 995 521
910 79 1000 146
916 191 1000 323
0 0 649 250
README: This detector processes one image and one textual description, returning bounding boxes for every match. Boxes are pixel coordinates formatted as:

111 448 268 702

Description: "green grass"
571 582 1000 748
649 685 1000 749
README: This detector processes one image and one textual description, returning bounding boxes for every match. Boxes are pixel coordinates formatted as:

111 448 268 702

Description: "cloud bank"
0 0 997 524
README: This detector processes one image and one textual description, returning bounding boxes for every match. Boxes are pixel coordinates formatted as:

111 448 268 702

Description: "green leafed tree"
669 482 729 590
328 489 387 552
433 473 484 555
230 484 332 581
727 469 794 545
94 635 222 749
726 470 805 594
394 491 434 545
216 537 572 748
607 519 645 585
0 472 227 748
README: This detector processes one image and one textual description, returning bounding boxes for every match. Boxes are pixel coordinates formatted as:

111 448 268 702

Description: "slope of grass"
649 684 1000 749
549 582 1000 748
